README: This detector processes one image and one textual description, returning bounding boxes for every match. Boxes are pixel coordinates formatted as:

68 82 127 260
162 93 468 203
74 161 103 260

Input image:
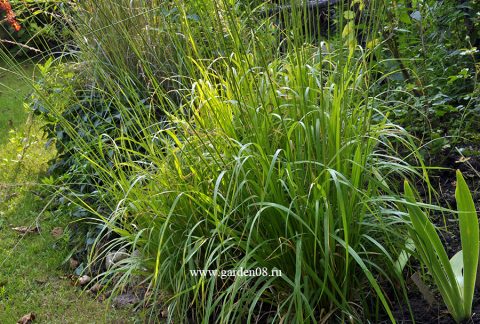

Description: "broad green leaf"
342 21 355 39
404 180 463 320
455 170 479 317
344 11 356 20
399 11 411 25
366 38 380 50
394 239 415 276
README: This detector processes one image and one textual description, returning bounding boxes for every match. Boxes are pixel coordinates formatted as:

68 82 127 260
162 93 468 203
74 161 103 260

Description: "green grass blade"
335 236 396 324
455 170 479 317
404 180 463 320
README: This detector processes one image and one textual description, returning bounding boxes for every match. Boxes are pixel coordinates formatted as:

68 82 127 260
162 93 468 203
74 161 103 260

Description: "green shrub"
371 0 480 152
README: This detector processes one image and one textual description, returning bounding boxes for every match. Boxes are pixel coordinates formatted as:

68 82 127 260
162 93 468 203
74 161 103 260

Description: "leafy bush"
371 0 480 154
31 56 165 259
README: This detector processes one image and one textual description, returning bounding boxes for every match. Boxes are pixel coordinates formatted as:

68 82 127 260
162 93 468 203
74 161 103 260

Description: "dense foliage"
6 0 479 322
0 0 74 56
373 0 480 160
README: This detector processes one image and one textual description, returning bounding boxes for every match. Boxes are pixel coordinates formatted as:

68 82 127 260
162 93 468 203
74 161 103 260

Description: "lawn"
0 62 33 144
0 62 138 323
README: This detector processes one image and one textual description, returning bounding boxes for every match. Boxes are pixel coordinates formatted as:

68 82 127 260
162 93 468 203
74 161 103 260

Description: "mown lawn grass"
0 62 33 144
0 63 139 323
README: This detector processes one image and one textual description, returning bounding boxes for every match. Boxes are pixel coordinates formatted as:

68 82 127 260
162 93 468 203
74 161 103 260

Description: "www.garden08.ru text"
190 267 282 279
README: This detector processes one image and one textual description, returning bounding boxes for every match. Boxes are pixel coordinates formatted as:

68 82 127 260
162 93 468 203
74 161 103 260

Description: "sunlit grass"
0 60 138 323
0 0 477 322
24 0 446 322
0 62 33 144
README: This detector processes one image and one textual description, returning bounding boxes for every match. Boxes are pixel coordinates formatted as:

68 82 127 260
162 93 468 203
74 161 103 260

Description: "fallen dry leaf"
59 274 75 282
105 249 129 269
411 272 436 306
161 309 169 318
89 282 102 293
17 312 35 324
96 289 111 302
96 294 107 302
12 226 39 234
69 258 79 270
50 227 63 239
112 293 140 308
455 156 471 163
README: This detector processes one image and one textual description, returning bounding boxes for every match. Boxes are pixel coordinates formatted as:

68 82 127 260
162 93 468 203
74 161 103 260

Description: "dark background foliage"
1 0 75 56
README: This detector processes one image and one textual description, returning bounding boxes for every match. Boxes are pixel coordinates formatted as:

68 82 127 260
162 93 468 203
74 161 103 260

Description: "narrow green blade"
456 170 479 317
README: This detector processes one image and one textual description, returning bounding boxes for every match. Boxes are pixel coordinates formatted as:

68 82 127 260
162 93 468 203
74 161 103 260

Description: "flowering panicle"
0 0 21 31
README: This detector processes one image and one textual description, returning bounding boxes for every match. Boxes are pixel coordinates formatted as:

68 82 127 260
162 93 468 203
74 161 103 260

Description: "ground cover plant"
2 0 480 323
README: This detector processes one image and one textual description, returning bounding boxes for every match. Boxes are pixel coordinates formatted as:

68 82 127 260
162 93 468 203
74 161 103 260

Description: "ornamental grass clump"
30 0 429 322
77 51 417 323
